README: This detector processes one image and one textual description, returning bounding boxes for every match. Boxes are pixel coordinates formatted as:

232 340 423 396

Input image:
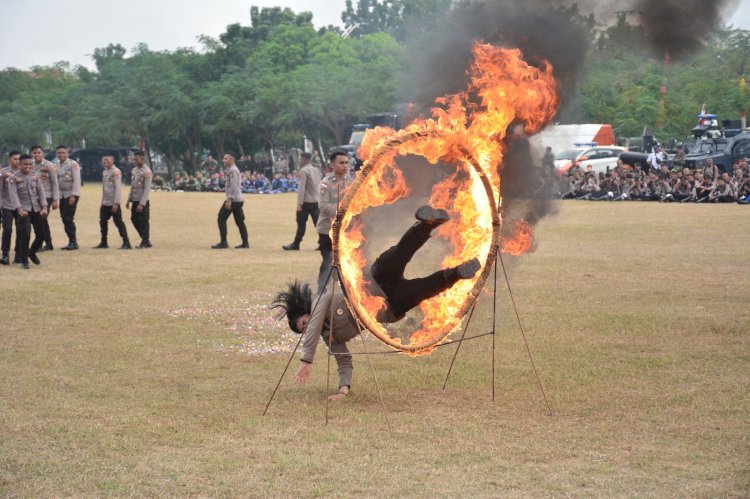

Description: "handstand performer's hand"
293 361 312 384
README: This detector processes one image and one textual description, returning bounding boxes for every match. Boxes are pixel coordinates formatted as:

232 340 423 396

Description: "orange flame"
339 43 558 354
501 219 534 256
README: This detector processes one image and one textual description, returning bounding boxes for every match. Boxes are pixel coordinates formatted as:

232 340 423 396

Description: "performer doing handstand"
271 205 480 400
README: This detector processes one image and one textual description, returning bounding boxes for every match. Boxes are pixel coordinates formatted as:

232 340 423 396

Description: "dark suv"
683 132 750 173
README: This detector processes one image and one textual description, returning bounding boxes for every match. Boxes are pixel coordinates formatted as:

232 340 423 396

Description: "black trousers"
60 196 79 243
41 197 54 246
1 208 19 256
99 205 129 242
130 201 150 241
292 202 319 245
17 211 44 263
217 201 247 243
370 224 458 318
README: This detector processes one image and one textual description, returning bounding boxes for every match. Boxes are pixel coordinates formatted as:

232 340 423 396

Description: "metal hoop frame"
331 129 501 353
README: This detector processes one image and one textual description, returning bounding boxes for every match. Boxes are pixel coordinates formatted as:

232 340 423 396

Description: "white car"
553 145 626 173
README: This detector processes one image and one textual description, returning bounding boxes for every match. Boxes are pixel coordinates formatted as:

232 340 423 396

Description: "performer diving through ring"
272 205 481 401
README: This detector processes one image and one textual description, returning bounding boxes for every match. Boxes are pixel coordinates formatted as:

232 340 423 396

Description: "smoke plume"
397 0 739 250
634 0 739 58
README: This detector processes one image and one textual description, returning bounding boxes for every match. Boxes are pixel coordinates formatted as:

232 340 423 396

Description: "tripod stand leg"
442 303 478 390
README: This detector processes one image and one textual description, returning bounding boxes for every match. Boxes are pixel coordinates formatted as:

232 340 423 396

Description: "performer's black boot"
412 205 449 238
444 258 481 282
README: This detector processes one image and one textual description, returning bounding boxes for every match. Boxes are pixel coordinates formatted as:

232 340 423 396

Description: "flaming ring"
331 128 501 354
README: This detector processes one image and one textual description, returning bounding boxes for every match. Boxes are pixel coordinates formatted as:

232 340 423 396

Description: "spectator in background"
702 158 719 181
202 155 219 174
694 174 714 202
671 144 686 171
708 177 736 203
542 146 555 172
672 175 695 202
647 145 666 172
311 151 323 172
737 174 750 203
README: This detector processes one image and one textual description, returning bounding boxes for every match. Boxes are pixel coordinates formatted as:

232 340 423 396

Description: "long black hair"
270 280 313 334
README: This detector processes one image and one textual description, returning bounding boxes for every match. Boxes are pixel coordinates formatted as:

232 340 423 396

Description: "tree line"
0 1 748 173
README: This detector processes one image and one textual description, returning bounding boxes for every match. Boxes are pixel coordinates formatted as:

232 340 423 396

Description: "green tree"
342 0 452 41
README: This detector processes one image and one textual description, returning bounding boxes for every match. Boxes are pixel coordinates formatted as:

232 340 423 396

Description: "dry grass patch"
1 187 748 496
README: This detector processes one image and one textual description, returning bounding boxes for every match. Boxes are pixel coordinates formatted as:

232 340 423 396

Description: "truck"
683 131 750 173
337 112 404 170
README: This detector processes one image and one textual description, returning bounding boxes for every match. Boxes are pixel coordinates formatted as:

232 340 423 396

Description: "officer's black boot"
0 253 9 265
94 240 108 249
120 239 132 250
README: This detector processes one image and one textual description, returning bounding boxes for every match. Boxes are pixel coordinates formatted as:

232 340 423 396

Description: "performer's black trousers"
371 224 458 318
218 201 247 243
17 211 44 263
292 202 319 246
99 205 129 243
41 197 53 246
130 201 150 241
60 196 79 243
1 208 20 256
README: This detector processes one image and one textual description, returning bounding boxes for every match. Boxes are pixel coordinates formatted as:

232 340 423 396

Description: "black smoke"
634 0 738 58
395 0 739 251
397 1 597 249
402 0 592 113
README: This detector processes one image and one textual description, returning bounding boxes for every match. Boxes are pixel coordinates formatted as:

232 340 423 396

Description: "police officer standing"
15 154 48 269
1 151 23 264
0 155 21 265
212 152 248 249
282 151 321 251
31 145 59 250
126 151 152 249
315 150 352 291
56 145 81 250
95 154 131 249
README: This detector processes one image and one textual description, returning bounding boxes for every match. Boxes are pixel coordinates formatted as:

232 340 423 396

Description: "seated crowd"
556 157 750 204
151 171 298 194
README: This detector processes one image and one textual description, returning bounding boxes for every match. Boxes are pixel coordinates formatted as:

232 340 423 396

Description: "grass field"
1 184 749 496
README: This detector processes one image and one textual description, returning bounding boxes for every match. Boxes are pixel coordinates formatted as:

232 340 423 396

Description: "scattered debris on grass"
169 296 297 355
